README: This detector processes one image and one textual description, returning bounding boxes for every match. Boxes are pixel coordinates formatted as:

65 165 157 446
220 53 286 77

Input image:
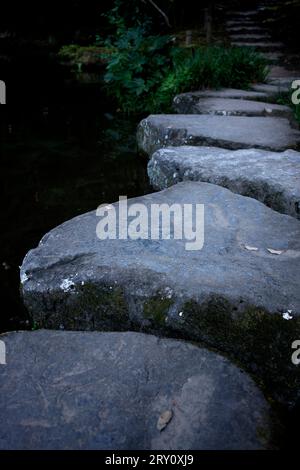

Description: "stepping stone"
173 89 273 112
227 26 268 34
260 52 284 63
147 146 300 218
226 20 257 27
0 330 275 450
228 10 258 17
172 97 292 119
20 182 300 405
229 34 271 42
267 66 300 80
269 75 299 87
231 42 283 52
250 83 291 96
137 115 300 156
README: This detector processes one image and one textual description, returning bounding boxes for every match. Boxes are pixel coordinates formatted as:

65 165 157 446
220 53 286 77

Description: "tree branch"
145 0 171 27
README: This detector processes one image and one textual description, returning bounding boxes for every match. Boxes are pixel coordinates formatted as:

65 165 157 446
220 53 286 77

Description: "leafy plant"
100 25 173 114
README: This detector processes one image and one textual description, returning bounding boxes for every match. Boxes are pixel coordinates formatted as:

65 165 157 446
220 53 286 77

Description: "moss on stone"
179 297 300 405
143 295 174 327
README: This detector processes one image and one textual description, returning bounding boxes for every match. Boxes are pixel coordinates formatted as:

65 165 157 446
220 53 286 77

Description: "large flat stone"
0 330 274 450
173 97 292 119
173 89 272 109
20 182 300 405
147 146 300 218
137 115 300 156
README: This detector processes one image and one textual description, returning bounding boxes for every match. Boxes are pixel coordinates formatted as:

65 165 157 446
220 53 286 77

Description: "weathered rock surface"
20 182 300 404
173 89 272 110
0 330 275 450
173 97 292 119
147 147 300 219
137 115 300 156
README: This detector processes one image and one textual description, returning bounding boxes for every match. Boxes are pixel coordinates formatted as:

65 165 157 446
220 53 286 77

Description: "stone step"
268 68 300 82
173 89 275 112
250 83 291 96
137 115 300 156
229 34 271 42
260 52 284 63
227 10 258 17
148 146 300 219
231 41 283 51
226 20 257 27
20 182 300 405
172 96 292 120
227 12 259 21
227 26 268 34
0 330 275 450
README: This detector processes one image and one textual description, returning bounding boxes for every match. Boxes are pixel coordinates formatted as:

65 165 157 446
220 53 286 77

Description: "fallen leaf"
267 248 283 255
157 410 173 432
244 245 258 251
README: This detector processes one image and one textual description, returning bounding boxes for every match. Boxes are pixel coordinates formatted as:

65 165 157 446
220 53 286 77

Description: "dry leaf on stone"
267 248 283 255
157 410 173 432
244 245 258 251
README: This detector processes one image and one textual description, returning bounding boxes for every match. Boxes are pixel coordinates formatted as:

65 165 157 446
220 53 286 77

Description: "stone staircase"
1 2 299 450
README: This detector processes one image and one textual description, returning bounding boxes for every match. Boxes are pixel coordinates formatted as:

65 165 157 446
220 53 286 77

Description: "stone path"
20 181 300 406
137 115 300 155
173 96 292 119
2 1 300 450
0 330 274 450
148 147 300 218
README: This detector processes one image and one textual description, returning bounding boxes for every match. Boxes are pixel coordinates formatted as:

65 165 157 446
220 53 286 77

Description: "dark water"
0 44 150 333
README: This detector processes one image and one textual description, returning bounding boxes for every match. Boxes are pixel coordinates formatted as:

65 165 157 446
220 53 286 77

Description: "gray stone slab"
0 330 275 450
268 72 300 84
173 89 274 112
260 52 284 63
229 34 271 42
147 146 300 218
250 83 291 95
137 115 300 156
227 26 268 34
173 97 292 119
226 20 258 27
232 42 283 51
20 182 300 405
228 10 258 17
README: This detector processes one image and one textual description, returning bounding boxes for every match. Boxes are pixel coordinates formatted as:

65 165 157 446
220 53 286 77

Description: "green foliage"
100 25 173 114
99 0 268 115
58 44 109 67
101 25 268 115
153 46 268 112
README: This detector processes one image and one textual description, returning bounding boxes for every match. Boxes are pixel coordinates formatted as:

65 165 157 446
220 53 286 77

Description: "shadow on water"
0 45 150 332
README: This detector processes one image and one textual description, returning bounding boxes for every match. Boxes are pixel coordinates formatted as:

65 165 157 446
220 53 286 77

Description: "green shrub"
100 25 173 114
101 26 268 115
